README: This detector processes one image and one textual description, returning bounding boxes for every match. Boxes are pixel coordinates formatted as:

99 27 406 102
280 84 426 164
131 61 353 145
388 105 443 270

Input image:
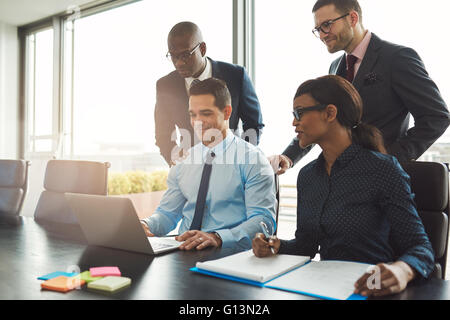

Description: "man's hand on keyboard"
176 230 222 251
141 222 155 237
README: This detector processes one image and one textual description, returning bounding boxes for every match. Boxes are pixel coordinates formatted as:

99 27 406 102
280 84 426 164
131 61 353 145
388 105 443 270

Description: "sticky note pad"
90 266 121 277
41 276 86 293
72 271 103 283
37 271 79 281
87 276 131 292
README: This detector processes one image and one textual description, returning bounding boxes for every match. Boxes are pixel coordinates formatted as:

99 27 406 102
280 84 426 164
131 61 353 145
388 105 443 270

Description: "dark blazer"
283 33 450 163
155 57 264 164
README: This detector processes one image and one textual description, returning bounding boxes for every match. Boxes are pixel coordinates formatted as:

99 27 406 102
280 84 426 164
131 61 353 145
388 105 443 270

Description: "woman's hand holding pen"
252 233 281 257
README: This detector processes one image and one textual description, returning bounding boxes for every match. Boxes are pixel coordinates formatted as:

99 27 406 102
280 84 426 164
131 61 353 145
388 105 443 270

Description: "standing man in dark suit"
271 0 449 174
155 21 264 166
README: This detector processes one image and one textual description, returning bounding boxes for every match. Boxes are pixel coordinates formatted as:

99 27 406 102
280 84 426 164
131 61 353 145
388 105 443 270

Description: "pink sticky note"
89 266 121 277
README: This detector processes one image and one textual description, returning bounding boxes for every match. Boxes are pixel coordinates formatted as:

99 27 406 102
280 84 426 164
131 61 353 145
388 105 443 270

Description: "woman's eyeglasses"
293 104 328 121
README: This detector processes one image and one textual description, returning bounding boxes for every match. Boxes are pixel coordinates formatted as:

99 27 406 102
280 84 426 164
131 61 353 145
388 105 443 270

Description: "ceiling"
0 0 99 26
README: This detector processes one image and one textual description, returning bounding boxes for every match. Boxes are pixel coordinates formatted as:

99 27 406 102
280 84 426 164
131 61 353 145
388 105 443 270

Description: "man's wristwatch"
211 232 222 246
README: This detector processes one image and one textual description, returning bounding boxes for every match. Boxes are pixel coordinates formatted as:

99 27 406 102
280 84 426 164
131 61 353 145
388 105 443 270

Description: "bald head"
167 21 207 79
168 21 203 44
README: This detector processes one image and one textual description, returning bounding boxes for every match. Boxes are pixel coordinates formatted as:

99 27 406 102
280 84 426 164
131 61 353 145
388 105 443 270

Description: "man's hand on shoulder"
268 154 293 175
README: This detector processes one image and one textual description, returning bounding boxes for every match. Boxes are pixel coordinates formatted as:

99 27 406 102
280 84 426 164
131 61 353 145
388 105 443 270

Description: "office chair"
0 159 31 216
401 161 450 279
274 174 280 235
34 160 110 225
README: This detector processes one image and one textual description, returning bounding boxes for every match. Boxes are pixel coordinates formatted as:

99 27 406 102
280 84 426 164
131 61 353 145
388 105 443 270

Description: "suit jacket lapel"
352 33 382 91
210 57 221 79
171 71 189 104
330 54 346 77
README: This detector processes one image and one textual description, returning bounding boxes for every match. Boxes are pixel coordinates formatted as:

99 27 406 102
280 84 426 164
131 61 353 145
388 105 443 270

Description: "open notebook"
191 250 371 300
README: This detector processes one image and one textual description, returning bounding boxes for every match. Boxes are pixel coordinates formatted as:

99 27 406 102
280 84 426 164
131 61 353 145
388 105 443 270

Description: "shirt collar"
185 58 212 91
199 129 235 162
347 30 372 61
334 143 363 166
316 143 363 173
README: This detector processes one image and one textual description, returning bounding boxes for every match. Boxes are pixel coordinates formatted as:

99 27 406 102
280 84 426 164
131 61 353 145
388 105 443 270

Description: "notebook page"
266 260 372 300
196 250 310 283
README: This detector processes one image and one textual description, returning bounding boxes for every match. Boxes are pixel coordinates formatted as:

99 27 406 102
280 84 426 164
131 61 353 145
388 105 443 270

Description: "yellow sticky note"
87 276 131 292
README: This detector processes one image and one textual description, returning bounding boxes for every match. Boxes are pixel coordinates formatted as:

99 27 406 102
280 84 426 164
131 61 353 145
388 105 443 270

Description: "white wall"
0 21 19 159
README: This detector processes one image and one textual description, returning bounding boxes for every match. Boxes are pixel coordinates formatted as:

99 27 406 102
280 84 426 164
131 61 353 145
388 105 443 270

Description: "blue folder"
190 265 366 301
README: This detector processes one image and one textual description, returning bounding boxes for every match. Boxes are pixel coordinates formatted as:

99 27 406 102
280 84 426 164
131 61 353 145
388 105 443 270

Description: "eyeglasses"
166 43 202 62
312 13 349 38
293 104 327 121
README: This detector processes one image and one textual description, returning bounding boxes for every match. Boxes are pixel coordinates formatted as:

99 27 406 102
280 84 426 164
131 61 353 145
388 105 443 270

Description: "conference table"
1 215 449 303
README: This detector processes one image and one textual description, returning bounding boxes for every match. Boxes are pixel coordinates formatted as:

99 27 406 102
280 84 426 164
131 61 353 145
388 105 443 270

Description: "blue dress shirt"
143 130 276 250
279 143 435 278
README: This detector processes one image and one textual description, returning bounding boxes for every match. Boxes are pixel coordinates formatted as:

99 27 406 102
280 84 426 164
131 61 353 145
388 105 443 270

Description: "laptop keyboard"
151 242 176 250
148 237 180 251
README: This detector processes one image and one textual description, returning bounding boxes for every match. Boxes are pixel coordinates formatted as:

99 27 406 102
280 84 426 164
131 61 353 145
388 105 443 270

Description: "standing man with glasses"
155 21 264 166
270 0 449 174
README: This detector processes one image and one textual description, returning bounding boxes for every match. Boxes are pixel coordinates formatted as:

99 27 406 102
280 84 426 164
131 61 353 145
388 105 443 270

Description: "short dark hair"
312 0 362 22
189 78 231 111
294 75 385 154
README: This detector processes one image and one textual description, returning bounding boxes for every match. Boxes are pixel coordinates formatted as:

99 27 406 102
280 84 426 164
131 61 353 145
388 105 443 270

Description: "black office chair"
0 159 31 216
274 174 280 235
401 161 450 279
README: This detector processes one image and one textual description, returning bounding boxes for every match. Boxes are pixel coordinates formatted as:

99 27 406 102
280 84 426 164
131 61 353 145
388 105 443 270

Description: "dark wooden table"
1 216 449 301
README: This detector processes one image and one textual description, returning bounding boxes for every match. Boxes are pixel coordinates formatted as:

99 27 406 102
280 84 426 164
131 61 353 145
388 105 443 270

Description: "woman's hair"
294 75 386 154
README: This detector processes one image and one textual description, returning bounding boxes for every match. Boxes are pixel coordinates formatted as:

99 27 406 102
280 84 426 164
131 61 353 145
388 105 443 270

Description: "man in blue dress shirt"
142 78 276 251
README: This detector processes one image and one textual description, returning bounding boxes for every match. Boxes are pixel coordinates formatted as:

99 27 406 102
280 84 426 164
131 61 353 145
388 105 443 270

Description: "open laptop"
65 193 181 255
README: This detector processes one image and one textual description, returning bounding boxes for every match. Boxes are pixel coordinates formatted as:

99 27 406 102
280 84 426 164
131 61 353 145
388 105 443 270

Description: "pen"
259 221 275 254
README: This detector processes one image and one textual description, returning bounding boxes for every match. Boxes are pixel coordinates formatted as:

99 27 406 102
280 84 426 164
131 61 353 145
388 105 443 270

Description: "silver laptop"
65 193 181 255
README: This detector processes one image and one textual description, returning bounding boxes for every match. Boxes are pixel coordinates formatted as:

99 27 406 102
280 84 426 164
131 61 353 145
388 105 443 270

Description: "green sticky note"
88 276 131 292
72 271 103 283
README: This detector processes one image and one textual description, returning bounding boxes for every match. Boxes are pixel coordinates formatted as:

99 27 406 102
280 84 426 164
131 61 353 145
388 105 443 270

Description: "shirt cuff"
142 217 162 236
278 239 289 255
398 254 434 279
280 154 293 169
215 229 234 249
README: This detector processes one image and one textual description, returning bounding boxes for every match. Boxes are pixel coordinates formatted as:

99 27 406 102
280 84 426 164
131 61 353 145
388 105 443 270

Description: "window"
25 27 55 154
256 0 450 166
255 0 450 238
63 0 232 169
20 0 233 217
20 0 449 222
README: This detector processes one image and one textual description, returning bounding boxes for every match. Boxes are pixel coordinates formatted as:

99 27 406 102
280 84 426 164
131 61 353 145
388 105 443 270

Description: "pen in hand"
259 221 275 254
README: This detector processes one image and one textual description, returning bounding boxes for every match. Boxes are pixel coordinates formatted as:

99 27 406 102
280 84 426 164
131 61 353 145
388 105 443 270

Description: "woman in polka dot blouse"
252 75 434 297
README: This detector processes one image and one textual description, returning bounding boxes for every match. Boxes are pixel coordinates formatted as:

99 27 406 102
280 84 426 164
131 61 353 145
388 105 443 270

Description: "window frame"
20 22 59 157
18 0 254 159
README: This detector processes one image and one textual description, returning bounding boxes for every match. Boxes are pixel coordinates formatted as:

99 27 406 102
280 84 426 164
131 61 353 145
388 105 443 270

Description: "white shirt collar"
185 58 212 92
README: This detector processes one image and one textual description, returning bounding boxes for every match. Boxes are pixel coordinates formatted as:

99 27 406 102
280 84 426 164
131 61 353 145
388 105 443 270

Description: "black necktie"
190 151 215 230
190 79 201 90
346 54 358 83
